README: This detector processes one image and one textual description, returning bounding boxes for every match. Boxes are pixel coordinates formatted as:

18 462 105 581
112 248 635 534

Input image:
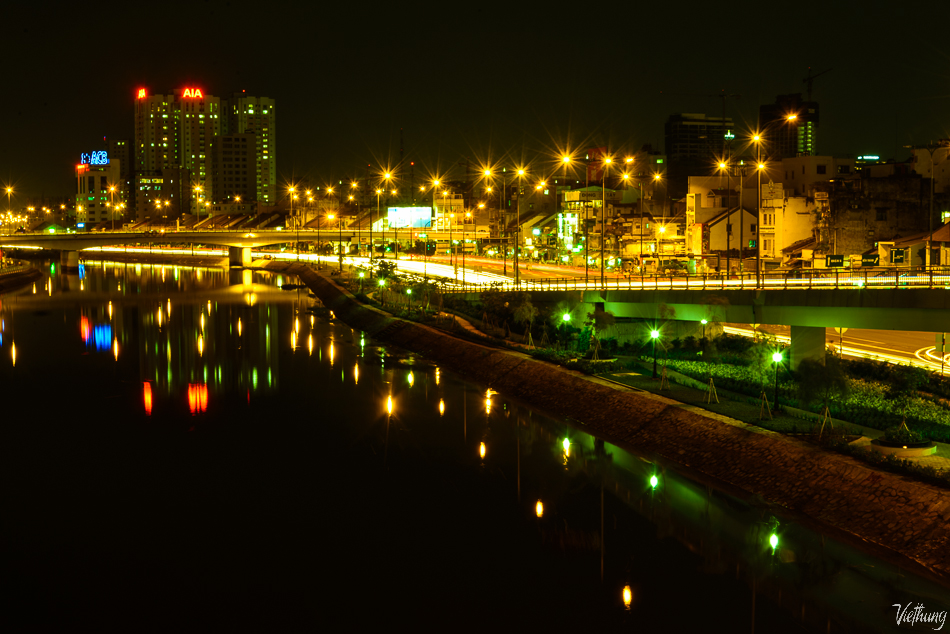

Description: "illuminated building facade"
134 87 221 219
75 153 121 227
222 94 276 207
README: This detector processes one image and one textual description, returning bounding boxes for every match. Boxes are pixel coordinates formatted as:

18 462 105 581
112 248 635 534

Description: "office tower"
665 113 735 198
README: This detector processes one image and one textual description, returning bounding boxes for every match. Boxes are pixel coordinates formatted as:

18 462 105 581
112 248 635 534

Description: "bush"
883 426 926 444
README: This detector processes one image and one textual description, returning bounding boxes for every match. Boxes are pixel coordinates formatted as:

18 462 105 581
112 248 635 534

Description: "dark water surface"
1 261 944 632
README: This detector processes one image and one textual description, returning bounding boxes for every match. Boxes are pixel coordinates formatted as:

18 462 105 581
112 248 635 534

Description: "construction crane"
803 67 832 101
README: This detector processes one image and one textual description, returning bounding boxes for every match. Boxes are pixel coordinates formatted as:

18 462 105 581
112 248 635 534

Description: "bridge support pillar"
790 325 825 370
60 250 80 272
228 246 251 268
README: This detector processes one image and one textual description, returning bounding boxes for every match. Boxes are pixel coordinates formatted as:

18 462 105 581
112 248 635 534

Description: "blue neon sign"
80 151 109 165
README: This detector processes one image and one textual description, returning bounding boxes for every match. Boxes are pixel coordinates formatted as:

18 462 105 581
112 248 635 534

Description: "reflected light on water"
32 283 36 294
198 335 204 356
623 585 632 609
407 371 413 387
11 341 15 366
291 331 296 350
438 399 445 416
354 363 359 385
143 382 152 416
166 299 171 316
310 315 314 327
187 383 208 414
295 317 299 333
435 368 440 385
535 500 544 518
200 313 205 331
207 300 211 314
108 301 112 319
308 334 313 356
157 308 162 327
113 338 118 360
238 318 242 337
330 342 335 365
479 442 486 459
386 395 393 416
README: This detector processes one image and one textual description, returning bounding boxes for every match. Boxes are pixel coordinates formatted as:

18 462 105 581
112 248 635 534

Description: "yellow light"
433 179 440 186
408 372 414 387
535 500 544 518
387 395 393 415
787 114 798 121
753 135 761 142
308 334 313 355
622 173 630 180
758 163 765 170
157 307 162 326
11 341 16 366
562 155 570 163
354 363 359 385
295 317 299 333
485 397 491 414
238 318 242 336
439 399 445 416
113 338 119 361
604 157 612 164
654 174 661 180
291 330 296 350
384 172 391 179
479 442 486 459
310 315 314 327
517 169 525 176
623 585 632 608
198 335 204 356
625 157 633 163
330 341 335 365
435 368 440 385
484 169 491 176
719 162 727 169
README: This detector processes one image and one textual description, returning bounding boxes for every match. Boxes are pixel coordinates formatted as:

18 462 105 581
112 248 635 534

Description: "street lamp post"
701 318 708 355
382 172 393 259
651 329 660 378
601 156 612 287
463 211 472 286
515 169 526 285
109 186 116 231
772 351 783 408
718 162 732 277
194 185 203 227
449 213 456 279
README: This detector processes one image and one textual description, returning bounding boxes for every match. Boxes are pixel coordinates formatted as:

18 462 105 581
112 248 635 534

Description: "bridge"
441 271 950 369
0 227 462 268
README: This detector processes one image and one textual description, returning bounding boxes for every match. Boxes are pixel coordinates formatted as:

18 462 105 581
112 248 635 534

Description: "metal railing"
440 266 950 294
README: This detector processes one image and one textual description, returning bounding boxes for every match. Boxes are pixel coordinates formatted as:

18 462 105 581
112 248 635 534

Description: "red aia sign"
137 88 147 99
182 88 204 99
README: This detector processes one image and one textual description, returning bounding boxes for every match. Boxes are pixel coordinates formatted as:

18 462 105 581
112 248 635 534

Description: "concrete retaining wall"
270 262 950 585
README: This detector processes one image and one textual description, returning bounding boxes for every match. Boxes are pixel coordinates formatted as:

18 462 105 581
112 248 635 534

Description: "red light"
80 316 91 343
136 88 147 99
143 382 153 416
182 88 204 99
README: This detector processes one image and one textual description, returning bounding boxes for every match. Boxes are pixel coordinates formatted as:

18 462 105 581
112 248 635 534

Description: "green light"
772 352 782 363
359 271 365 278
650 330 659 339
650 474 658 489
562 313 571 322
701 319 707 325
406 289 412 295
769 533 779 550
532 228 541 236
562 438 570 452
378 279 385 286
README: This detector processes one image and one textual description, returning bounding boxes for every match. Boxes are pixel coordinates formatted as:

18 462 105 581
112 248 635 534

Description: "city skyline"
3 1 950 201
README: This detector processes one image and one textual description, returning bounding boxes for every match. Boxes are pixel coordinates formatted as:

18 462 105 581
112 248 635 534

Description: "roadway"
726 325 950 375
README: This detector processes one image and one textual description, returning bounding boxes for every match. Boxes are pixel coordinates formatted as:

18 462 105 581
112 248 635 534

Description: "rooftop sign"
182 88 204 99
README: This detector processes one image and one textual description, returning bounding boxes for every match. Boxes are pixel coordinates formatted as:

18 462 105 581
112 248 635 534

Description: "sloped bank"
0 267 42 294
269 262 950 585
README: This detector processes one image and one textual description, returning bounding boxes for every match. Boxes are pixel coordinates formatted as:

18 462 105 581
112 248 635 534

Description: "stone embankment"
269 261 950 585
0 266 42 294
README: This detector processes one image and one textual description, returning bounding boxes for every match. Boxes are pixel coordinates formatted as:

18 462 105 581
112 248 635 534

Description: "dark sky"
4 0 950 200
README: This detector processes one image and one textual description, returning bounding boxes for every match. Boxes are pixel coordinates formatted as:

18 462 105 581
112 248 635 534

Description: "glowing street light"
650 329 660 378
772 351 783 408
535 500 544 517
623 585 633 609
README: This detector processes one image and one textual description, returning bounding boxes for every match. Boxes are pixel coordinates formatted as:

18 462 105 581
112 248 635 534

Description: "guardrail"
440 266 950 293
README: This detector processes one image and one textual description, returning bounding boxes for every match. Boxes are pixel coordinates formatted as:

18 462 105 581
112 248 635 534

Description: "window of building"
750 224 756 233
817 165 827 174
838 165 851 174
876 209 887 221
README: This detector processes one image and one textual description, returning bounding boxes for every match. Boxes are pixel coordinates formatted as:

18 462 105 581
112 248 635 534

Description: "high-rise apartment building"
210 133 257 210
665 113 735 198
134 87 221 218
222 93 276 206
759 93 819 160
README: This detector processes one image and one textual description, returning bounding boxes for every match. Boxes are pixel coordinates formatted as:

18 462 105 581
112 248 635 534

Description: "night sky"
4 1 950 199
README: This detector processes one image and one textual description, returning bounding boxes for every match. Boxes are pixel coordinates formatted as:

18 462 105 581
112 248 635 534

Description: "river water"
2 260 947 632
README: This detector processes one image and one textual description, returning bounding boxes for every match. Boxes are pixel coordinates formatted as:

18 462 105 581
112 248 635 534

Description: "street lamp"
373 188 383 264
109 186 116 231
601 156 612 286
651 329 660 378
194 185 203 226
449 213 456 279
463 210 472 285
772 351 783 408
514 168 527 283
717 161 732 276
700 318 708 354
382 172 393 259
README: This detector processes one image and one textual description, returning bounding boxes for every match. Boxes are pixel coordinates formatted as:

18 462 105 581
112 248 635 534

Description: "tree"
887 364 928 426
797 356 850 418
585 308 615 357
513 295 539 344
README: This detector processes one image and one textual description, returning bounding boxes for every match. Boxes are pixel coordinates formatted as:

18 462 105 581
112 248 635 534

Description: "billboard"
386 207 432 229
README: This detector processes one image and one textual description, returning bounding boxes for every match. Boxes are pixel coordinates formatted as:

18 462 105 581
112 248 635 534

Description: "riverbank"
264 260 950 589
0 264 42 294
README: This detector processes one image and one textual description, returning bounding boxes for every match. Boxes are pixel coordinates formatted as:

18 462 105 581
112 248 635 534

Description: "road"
726 324 950 375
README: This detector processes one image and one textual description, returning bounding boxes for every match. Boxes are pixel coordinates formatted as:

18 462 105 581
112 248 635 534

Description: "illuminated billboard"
80 151 109 165
386 207 432 229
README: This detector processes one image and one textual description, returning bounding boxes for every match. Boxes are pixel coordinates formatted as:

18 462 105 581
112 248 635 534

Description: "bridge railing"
440 265 950 294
